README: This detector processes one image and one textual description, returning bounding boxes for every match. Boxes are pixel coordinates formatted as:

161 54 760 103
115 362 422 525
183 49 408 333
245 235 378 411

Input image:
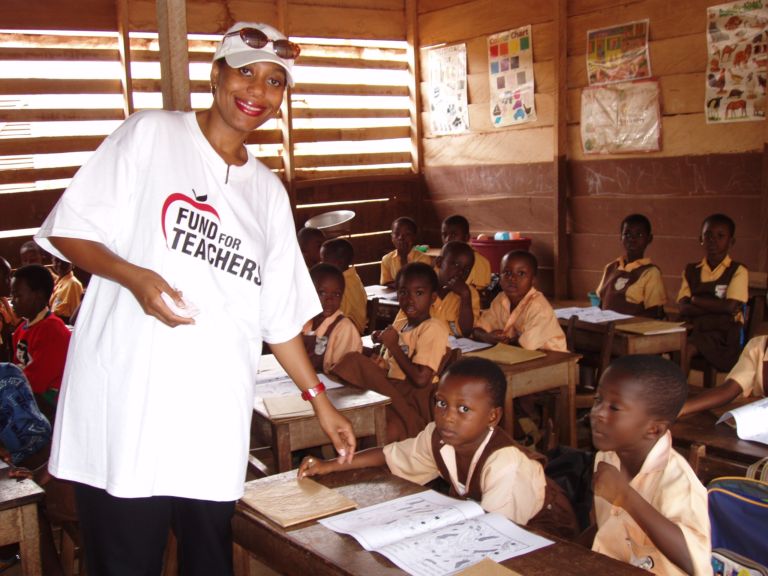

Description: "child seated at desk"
297 226 325 269
333 262 449 441
441 214 491 290
321 238 367 334
392 241 479 337
0 257 18 363
10 265 71 416
588 355 710 575
473 250 566 351
678 213 748 374
302 263 362 374
596 214 666 318
380 216 431 288
679 334 766 416
300 356 577 537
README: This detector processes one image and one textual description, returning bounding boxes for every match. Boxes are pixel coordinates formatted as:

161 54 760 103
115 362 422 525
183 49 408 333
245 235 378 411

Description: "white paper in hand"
161 292 200 318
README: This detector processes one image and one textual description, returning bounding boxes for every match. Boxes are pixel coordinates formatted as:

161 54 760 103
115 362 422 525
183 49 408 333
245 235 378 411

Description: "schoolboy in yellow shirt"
678 213 748 373
380 216 431 288
333 262 449 441
394 241 479 337
441 214 491 290
588 355 710 575
320 238 367 334
473 250 566 351
597 214 666 318
302 264 361 374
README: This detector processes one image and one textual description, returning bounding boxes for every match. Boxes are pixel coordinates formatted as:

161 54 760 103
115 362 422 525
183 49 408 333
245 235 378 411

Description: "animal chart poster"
706 0 768 123
487 26 536 127
587 20 651 85
428 44 469 135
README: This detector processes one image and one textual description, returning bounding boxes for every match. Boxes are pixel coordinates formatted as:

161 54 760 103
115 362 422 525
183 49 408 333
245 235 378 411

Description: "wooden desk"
0 472 44 575
232 468 645 576
558 315 687 369
672 410 768 484
494 350 581 448
253 387 391 473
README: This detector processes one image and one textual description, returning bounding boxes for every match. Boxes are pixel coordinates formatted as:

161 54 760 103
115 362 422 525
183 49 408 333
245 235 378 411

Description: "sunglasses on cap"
223 28 301 60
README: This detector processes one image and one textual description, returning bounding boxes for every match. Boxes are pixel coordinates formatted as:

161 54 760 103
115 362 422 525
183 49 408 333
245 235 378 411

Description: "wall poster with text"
487 25 536 127
427 43 470 134
587 20 651 85
706 0 768 123
581 79 661 154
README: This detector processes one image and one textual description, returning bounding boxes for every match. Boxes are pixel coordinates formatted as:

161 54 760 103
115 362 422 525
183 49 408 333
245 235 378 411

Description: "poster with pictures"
427 44 469 134
487 26 536 127
581 80 661 154
706 0 768 123
587 20 651 85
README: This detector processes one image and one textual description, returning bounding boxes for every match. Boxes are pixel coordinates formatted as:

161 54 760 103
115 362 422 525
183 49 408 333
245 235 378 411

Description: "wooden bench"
0 472 45 575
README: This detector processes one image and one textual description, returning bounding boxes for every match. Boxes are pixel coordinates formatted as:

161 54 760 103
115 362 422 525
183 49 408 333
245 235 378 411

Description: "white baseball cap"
213 22 297 86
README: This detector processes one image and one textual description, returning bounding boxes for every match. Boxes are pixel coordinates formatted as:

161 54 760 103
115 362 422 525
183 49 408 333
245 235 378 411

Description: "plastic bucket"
469 237 532 273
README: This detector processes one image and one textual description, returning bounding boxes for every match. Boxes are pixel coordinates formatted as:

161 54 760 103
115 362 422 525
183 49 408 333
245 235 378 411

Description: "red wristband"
300 382 326 401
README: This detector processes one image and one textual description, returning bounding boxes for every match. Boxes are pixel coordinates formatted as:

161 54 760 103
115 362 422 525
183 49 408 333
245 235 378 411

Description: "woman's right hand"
123 267 195 328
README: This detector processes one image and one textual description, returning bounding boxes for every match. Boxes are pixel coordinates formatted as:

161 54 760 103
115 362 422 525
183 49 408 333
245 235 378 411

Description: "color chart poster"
428 43 470 134
587 20 651 85
706 0 768 124
487 26 536 127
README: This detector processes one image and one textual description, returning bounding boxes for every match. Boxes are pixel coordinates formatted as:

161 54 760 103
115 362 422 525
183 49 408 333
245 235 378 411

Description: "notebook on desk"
241 477 357 527
466 343 545 365
616 320 686 335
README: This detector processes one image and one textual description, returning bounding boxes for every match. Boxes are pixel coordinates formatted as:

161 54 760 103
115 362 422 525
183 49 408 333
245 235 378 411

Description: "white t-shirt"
36 110 319 501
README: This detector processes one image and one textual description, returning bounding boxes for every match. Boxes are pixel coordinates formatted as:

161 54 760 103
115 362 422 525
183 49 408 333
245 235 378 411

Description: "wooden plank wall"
417 0 558 295
417 0 768 299
567 0 766 300
0 0 411 275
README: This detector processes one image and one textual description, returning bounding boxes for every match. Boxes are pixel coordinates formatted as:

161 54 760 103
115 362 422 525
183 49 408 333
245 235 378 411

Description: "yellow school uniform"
677 255 748 321
380 248 431 285
466 249 492 290
341 266 367 334
394 286 480 337
593 431 711 576
476 288 566 352
385 315 449 382
596 257 667 309
49 271 84 320
726 334 767 398
302 310 362 374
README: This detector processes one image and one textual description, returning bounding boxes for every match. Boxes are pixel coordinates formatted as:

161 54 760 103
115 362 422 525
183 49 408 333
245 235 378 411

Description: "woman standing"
36 22 355 576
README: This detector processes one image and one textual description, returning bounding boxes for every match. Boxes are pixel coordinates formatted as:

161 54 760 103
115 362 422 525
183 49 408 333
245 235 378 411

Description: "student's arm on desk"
48 237 192 328
271 336 355 464
593 462 694 575
377 326 435 387
678 379 743 417
297 447 386 479
677 295 740 317
472 327 517 346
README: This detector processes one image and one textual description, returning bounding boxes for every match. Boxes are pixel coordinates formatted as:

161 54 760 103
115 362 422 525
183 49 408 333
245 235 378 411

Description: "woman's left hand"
312 394 356 464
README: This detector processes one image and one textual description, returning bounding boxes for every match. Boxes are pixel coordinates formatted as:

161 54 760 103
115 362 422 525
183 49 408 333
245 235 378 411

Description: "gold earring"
211 84 217 96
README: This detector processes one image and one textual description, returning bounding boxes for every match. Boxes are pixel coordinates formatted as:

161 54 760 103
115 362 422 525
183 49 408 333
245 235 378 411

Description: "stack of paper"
554 306 633 322
467 343 545 365
448 336 493 353
616 320 686 335
717 398 768 445
241 477 357 527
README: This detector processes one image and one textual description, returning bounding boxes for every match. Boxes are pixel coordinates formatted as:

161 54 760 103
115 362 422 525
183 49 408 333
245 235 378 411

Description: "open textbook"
717 397 768 445
554 306 632 323
319 490 552 576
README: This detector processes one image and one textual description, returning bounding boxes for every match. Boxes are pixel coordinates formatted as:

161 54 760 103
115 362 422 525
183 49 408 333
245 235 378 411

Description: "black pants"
74 483 235 576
